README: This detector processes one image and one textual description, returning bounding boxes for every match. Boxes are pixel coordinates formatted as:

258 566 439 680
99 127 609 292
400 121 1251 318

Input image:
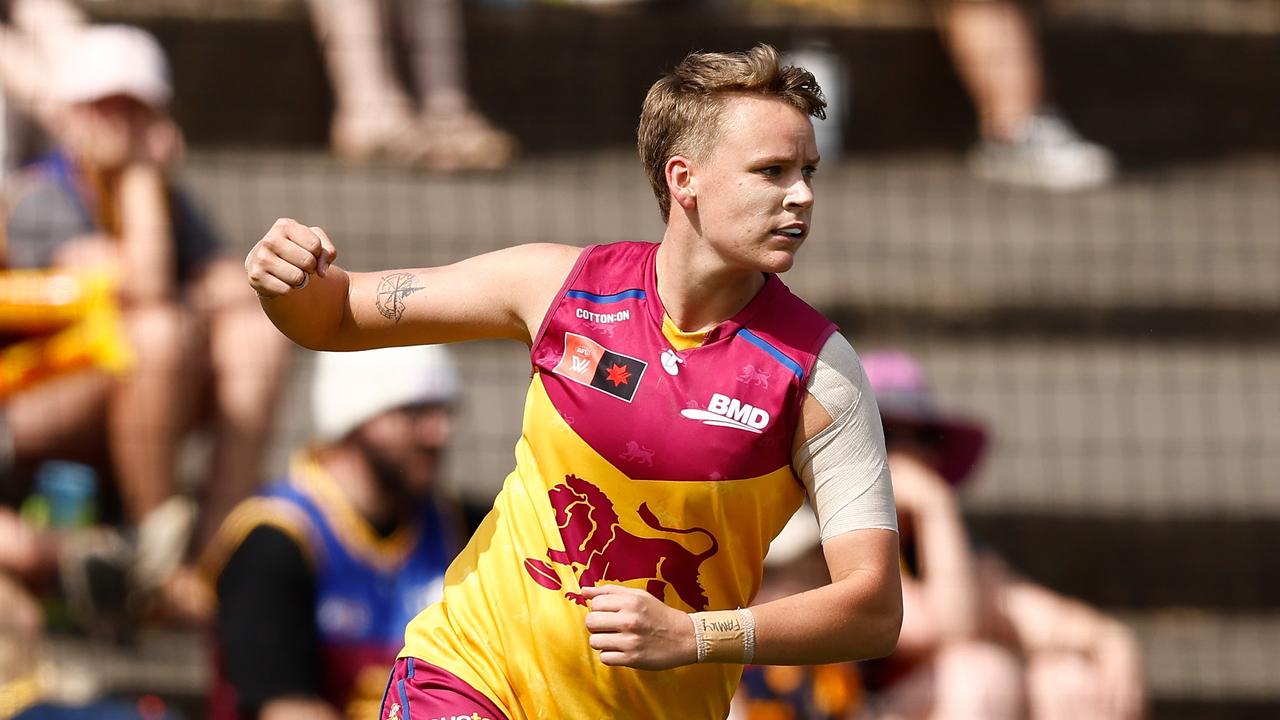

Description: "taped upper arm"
792 333 897 541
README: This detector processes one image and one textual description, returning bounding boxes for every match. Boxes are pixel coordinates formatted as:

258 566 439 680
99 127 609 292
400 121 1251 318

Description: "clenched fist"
583 584 698 670
245 218 339 298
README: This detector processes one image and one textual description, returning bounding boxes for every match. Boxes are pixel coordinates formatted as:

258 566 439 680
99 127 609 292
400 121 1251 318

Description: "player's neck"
657 226 765 333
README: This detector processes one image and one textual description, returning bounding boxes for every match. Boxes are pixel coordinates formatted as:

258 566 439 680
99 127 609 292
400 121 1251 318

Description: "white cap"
764 505 821 568
311 345 461 442
52 25 172 108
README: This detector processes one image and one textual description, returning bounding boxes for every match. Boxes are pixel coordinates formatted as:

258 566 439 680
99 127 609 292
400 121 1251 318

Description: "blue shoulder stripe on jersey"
566 288 646 303
737 328 805 380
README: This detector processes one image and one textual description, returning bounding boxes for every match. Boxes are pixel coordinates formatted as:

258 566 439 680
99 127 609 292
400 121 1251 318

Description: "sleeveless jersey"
401 241 837 719
209 456 454 720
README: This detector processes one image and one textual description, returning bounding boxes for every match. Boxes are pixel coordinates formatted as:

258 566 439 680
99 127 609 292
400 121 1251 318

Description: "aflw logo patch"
552 332 647 403
681 393 771 433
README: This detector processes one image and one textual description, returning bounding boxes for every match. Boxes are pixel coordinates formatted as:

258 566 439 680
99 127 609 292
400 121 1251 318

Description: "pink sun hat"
862 350 988 487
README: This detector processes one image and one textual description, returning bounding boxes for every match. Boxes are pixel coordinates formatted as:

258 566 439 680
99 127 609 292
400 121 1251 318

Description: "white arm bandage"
793 333 898 541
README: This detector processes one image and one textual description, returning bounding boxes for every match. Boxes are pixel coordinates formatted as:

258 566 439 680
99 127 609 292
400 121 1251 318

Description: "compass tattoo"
374 272 425 322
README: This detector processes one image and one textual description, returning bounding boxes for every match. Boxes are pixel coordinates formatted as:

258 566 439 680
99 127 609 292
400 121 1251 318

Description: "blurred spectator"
2 25 290 618
859 350 1144 720
730 506 866 720
0 0 86 179
0 533 183 719
205 345 463 720
937 0 1114 190
305 0 516 169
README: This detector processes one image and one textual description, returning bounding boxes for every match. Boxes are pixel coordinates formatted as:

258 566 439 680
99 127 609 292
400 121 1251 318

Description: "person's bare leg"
405 0 468 117
192 260 289 550
873 641 1025 720
1026 651 1111 720
931 641 1025 720
6 370 110 469
872 659 937 720
109 302 193 524
401 0 515 169
305 0 416 157
939 0 1042 142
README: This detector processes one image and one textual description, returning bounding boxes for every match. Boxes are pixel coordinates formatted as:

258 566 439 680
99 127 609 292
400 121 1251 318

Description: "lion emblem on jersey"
619 440 654 466
737 364 771 388
526 474 719 611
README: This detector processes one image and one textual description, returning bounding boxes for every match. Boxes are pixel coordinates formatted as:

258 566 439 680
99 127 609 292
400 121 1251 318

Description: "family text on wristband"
689 608 756 664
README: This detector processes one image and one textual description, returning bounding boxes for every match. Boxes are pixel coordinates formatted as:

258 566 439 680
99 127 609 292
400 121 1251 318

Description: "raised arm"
244 218 581 350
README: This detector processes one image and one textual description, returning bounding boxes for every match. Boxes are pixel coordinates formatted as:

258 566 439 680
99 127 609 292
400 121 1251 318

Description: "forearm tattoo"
374 272 425 322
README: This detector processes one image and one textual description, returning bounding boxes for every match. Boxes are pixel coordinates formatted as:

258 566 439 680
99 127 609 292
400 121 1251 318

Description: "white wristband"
738 608 756 664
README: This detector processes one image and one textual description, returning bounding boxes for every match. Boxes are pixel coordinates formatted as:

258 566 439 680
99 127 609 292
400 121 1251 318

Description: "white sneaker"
132 495 197 597
968 111 1116 191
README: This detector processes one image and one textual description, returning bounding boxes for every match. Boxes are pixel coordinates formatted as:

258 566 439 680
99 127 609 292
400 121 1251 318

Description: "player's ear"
666 156 697 211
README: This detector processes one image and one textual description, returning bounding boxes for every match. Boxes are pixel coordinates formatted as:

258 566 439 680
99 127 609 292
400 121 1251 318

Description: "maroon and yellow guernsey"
401 241 837 719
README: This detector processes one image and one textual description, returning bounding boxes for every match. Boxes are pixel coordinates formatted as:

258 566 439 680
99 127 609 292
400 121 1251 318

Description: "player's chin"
758 243 801 273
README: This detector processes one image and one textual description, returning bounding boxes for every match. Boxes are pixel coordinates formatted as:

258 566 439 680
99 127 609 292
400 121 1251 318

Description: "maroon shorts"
379 657 510 720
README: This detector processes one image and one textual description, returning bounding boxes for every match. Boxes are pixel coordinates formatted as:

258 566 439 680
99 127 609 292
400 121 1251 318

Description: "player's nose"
784 176 814 210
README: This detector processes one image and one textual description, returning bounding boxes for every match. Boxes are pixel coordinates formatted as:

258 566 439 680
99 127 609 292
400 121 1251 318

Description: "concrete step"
1128 612 1280 703
968 513 1280 612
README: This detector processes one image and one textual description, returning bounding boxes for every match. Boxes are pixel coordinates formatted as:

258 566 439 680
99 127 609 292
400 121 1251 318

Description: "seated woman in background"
859 350 1145 720
732 350 1146 720
2 24 289 622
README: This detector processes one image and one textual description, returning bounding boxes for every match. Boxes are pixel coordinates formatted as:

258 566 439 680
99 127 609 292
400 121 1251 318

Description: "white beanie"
311 345 460 442
53 25 173 108
764 504 821 568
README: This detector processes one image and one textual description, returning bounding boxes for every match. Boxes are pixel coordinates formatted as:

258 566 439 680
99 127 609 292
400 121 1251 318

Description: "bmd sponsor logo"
430 713 493 720
680 393 771 433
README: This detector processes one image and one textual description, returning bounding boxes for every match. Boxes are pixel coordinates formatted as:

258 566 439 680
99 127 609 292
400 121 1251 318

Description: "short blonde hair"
638 44 827 220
